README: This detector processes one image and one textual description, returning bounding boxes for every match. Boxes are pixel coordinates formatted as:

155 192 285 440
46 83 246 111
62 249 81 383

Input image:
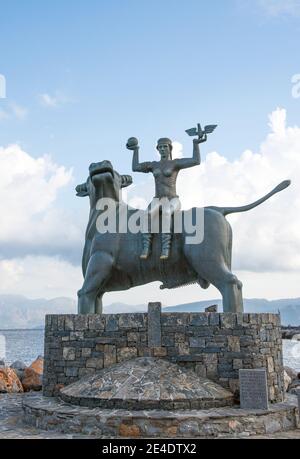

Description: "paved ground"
0 393 300 439
0 393 92 439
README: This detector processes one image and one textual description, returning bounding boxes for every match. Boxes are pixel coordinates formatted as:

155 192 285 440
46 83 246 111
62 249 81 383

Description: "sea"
0 329 299 371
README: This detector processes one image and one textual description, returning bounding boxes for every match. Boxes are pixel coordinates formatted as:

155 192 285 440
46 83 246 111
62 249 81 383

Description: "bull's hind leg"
213 268 243 313
77 251 112 314
95 293 104 314
188 257 243 313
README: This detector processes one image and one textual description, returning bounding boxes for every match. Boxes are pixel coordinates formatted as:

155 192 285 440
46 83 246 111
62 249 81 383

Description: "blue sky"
1 0 299 173
0 0 300 305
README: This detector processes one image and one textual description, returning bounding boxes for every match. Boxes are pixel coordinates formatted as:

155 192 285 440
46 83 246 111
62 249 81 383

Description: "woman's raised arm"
127 138 152 173
174 137 206 170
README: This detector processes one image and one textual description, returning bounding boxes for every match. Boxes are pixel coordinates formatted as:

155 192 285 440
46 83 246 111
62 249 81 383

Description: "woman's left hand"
194 134 207 144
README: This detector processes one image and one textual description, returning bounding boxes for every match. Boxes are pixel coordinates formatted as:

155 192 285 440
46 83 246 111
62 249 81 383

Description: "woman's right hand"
126 137 139 150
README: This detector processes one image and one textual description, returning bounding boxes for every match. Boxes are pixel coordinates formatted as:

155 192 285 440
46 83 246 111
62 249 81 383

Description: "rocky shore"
282 326 300 340
0 356 43 394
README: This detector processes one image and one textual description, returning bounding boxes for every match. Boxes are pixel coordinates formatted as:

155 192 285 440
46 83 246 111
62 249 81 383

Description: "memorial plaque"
239 369 269 410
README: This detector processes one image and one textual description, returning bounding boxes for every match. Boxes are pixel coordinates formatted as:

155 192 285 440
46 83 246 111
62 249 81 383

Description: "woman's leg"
140 199 160 259
160 198 181 259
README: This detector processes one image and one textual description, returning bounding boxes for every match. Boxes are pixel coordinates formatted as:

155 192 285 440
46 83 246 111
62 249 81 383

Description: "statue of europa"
75 123 291 315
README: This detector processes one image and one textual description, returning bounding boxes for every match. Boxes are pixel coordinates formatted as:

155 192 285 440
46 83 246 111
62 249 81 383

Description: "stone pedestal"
43 310 284 403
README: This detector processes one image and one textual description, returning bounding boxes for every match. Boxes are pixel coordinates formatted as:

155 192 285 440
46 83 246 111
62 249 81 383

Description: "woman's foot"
160 234 172 260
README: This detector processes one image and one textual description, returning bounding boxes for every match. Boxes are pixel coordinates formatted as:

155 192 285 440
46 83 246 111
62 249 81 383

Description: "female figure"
127 134 206 259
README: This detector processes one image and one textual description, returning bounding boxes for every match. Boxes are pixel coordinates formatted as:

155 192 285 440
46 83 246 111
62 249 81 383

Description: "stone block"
161 333 176 347
195 364 207 378
74 315 88 331
119 314 146 329
81 348 92 358
203 353 218 364
205 305 218 313
153 347 167 357
233 359 243 370
137 347 152 357
189 337 205 348
57 316 65 331
51 316 58 330
221 314 237 329
105 315 119 332
117 347 138 363
86 358 103 369
139 332 147 343
65 316 75 331
79 368 95 378
228 336 241 353
174 333 185 344
267 357 275 373
65 367 78 377
189 314 209 326
127 332 139 343
148 303 161 347
177 343 190 356
240 336 253 347
45 315 52 328
206 364 218 378
88 315 105 330
229 378 240 394
161 313 188 326
70 331 84 341
63 347 76 361
209 314 220 326
104 345 117 367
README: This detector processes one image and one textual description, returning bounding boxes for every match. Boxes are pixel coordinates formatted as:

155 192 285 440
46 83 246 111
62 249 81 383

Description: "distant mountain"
0 295 147 329
164 298 300 326
0 295 76 329
0 295 299 329
103 303 147 314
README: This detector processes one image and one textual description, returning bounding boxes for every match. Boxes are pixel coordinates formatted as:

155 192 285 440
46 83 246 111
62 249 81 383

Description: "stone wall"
43 306 284 402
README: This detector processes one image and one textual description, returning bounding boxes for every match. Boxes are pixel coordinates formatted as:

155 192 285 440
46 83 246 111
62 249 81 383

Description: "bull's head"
76 160 132 206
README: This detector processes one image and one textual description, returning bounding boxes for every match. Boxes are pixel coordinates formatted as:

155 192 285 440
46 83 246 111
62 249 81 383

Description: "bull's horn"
121 175 133 188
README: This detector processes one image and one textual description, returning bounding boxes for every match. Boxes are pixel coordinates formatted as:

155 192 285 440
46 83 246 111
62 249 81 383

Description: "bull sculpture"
76 159 290 315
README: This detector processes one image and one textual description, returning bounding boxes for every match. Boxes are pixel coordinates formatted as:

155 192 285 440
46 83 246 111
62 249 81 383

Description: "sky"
0 0 300 308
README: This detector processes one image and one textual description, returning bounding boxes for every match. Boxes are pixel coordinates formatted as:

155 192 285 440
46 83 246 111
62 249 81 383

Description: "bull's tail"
208 180 291 217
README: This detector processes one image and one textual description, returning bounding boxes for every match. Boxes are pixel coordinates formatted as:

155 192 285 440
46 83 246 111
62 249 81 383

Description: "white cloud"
126 108 300 275
10 102 28 120
0 144 82 261
0 108 9 121
115 109 300 305
0 256 81 299
0 108 299 303
257 0 300 16
39 91 71 108
0 103 28 121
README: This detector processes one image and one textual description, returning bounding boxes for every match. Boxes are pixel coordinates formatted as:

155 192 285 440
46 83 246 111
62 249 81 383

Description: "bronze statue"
76 126 291 315
126 124 216 259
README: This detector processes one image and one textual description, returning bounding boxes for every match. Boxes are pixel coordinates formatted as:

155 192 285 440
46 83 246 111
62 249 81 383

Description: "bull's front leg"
77 251 113 314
